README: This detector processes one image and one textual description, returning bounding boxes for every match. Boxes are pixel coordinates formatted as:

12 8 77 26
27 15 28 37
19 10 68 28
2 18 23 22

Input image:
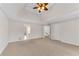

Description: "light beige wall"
0 8 8 54
51 19 79 46
8 20 43 42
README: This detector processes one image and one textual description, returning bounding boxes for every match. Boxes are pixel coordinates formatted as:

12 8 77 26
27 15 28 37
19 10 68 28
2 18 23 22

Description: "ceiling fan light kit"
33 3 48 13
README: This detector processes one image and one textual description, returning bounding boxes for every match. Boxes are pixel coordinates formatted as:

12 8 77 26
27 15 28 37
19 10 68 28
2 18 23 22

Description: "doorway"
24 24 31 40
43 25 51 39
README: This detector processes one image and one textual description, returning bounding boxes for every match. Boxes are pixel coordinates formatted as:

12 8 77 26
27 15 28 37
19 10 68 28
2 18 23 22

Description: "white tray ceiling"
0 3 79 24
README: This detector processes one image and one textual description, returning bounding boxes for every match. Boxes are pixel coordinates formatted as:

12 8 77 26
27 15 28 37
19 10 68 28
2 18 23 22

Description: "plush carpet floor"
1 38 79 56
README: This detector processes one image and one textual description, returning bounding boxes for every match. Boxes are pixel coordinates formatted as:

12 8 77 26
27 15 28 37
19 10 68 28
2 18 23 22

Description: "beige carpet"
1 38 79 56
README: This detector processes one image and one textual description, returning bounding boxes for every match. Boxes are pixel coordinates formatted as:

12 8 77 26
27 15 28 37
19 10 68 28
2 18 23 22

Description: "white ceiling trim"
45 10 79 24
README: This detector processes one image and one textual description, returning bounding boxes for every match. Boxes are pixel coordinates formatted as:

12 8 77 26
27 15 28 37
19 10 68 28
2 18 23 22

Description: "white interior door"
43 25 50 38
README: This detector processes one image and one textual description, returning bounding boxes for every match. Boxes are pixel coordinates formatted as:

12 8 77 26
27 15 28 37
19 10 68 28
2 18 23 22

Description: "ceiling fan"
33 3 48 13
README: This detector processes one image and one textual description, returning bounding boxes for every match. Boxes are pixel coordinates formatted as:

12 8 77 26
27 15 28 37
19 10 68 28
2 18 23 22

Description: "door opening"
43 25 51 39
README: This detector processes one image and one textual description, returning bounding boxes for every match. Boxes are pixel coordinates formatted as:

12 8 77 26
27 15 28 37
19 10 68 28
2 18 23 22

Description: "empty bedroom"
0 3 79 56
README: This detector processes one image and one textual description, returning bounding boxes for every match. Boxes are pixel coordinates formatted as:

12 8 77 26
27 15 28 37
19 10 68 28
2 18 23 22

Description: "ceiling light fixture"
33 3 48 13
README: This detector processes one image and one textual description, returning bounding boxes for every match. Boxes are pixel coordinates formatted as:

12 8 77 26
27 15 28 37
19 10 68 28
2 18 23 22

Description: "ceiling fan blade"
39 10 41 13
45 3 48 6
44 7 48 11
37 3 40 6
37 3 39 5
33 7 38 9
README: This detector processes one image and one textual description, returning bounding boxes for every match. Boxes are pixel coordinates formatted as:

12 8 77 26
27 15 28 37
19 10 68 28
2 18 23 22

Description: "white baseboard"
51 39 79 46
59 40 79 46
8 36 43 43
9 36 79 46
0 42 8 55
